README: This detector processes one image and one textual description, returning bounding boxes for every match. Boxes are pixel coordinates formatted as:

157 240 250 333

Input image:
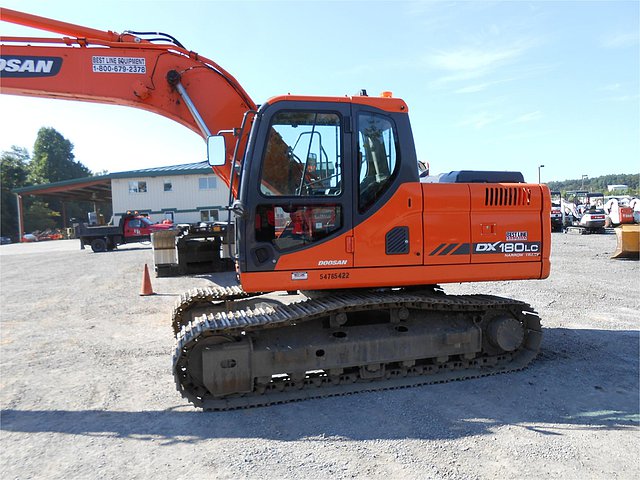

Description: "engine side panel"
423 184 471 265
469 184 547 264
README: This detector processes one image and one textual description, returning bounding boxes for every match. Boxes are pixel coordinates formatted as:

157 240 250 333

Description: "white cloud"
428 46 525 72
454 77 518 94
457 112 502 129
604 93 640 103
455 83 492 94
426 39 538 90
597 83 639 102
602 32 639 48
514 111 543 123
501 129 555 142
602 83 622 92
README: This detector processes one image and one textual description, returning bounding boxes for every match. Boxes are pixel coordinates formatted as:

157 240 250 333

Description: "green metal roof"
109 161 213 179
13 174 113 200
13 161 214 201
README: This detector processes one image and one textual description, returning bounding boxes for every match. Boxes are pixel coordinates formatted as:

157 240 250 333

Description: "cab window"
259 112 342 197
358 113 399 212
255 204 342 251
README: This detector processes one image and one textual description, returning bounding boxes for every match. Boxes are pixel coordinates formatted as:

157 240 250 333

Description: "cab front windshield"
259 112 342 197
254 111 344 251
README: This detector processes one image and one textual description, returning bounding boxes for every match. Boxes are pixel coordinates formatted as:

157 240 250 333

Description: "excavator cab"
231 95 421 285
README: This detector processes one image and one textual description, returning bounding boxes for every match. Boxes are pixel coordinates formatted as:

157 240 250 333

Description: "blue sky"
1 0 638 183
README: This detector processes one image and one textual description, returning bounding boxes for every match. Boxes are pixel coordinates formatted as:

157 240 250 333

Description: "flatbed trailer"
152 222 234 276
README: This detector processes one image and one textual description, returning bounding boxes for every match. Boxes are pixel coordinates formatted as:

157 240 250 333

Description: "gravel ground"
1 233 638 479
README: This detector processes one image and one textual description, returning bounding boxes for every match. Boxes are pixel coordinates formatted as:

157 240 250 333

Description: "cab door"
123 218 142 238
239 101 354 273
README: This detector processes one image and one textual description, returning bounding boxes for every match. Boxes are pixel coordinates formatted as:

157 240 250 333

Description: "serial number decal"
92 56 146 74
474 241 541 256
291 272 308 281
319 272 350 280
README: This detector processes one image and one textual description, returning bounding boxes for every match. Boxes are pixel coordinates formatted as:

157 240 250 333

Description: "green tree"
0 147 30 239
26 127 94 230
547 173 639 196
2 129 96 237
29 127 91 184
23 200 61 232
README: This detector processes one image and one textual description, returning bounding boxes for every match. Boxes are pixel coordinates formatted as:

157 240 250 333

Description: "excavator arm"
0 7 257 188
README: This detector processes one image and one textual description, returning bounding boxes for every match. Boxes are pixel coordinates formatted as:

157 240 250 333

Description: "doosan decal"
0 56 63 77
318 259 348 266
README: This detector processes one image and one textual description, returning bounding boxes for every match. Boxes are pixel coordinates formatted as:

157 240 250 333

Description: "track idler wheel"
486 315 525 352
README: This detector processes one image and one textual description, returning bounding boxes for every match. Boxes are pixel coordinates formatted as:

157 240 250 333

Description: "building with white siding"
109 161 230 224
12 161 231 234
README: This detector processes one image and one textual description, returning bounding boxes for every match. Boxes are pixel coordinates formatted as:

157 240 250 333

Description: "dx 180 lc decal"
0 56 62 77
474 241 541 256
428 241 541 257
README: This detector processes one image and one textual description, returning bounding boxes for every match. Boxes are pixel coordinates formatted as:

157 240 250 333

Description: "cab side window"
358 113 399 213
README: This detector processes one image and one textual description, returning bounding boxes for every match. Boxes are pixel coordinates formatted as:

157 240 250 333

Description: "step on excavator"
1 8 551 410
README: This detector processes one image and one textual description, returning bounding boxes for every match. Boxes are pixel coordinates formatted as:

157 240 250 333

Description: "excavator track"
173 289 542 410
171 286 260 334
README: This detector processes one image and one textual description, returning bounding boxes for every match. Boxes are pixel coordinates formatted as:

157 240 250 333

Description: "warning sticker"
92 56 146 74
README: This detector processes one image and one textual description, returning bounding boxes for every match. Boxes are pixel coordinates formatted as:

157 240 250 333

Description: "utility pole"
538 164 545 184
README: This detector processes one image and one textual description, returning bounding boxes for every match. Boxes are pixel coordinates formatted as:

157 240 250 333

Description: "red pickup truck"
77 214 173 252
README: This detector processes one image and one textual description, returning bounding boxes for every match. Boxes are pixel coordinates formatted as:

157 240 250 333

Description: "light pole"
581 175 588 190
538 164 545 184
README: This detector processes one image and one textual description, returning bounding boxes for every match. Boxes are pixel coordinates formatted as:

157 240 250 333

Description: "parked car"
0 236 12 245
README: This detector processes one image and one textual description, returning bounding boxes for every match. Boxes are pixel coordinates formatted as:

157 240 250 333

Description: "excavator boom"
0 7 256 188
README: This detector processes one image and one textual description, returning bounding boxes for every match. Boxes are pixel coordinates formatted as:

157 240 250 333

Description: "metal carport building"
12 161 228 240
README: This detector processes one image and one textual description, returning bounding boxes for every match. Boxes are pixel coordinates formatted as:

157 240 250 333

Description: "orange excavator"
1 8 551 410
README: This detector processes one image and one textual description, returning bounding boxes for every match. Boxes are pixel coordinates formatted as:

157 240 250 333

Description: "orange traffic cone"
140 263 156 296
